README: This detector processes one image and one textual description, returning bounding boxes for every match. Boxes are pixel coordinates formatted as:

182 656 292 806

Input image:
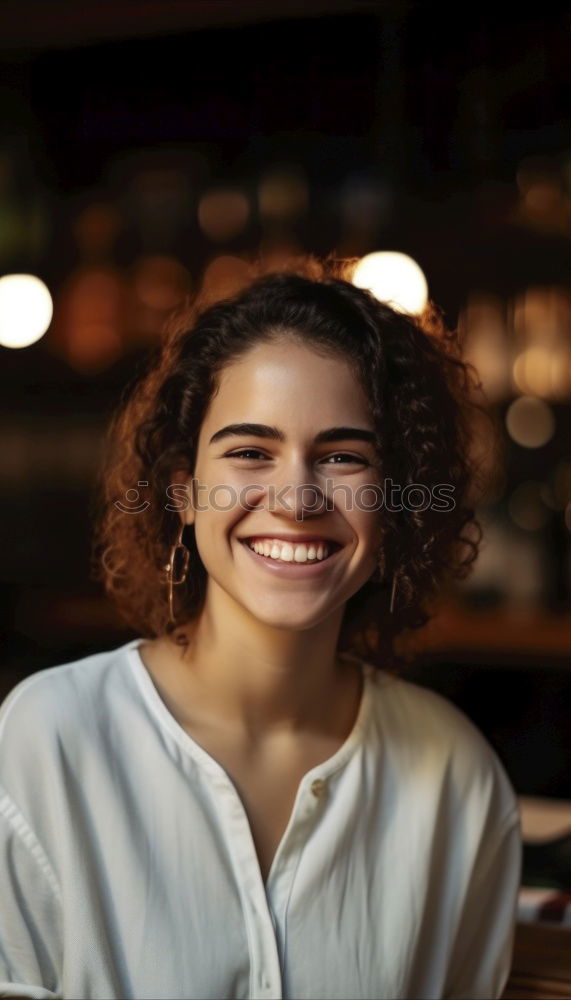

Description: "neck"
166 578 358 740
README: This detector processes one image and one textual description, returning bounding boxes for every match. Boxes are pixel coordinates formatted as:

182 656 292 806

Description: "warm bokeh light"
512 346 553 397
512 286 571 347
512 345 571 400
197 189 250 242
515 157 571 235
73 203 121 258
352 251 428 314
509 288 571 401
258 166 308 223
53 266 126 372
505 395 556 448
508 481 550 532
132 255 191 311
64 324 123 373
200 255 251 304
0 273 53 348
257 235 303 272
459 295 511 401
550 346 571 399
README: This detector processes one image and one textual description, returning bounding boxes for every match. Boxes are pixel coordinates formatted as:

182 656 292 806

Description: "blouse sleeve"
443 808 522 999
0 790 62 999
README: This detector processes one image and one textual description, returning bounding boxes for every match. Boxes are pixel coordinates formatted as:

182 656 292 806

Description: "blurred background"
1 0 570 798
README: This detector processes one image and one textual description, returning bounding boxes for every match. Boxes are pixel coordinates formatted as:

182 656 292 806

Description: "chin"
246 603 334 632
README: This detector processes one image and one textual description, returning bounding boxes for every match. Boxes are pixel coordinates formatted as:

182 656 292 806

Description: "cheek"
349 496 383 535
193 504 243 565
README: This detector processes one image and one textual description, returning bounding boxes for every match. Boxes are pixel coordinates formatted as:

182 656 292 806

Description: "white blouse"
0 638 521 1000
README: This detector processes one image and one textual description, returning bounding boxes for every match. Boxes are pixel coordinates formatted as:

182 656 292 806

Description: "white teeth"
247 538 332 563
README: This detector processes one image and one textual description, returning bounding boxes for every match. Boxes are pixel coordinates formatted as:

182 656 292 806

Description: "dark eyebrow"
313 426 377 446
209 423 285 445
209 423 377 446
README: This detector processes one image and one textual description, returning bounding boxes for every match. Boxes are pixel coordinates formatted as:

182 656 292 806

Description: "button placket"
264 773 331 994
209 771 284 1000
265 772 328 898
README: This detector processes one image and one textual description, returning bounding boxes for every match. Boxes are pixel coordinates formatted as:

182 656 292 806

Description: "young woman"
0 256 521 999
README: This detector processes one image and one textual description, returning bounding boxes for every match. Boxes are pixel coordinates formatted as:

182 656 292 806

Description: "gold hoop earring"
164 520 190 626
370 564 399 615
389 573 398 615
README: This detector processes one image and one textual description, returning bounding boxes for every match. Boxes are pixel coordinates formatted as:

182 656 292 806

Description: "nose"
267 456 328 522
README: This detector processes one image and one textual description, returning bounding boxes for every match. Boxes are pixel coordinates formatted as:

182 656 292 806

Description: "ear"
170 468 195 528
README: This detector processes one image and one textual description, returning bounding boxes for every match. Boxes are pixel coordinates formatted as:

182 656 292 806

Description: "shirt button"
310 778 326 798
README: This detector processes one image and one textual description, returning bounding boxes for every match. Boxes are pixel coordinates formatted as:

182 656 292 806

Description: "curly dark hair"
90 253 494 673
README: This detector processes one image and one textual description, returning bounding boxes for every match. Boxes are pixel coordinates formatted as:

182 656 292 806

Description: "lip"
238 537 344 578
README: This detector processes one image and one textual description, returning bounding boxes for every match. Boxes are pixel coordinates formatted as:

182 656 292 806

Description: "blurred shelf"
15 589 130 647
412 600 571 660
0 0 393 51
12 590 571 661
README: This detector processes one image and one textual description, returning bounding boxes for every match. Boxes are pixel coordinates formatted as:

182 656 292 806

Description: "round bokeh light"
0 273 53 348
352 252 428 314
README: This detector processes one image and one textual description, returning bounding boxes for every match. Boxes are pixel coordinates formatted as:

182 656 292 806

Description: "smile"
245 537 340 563
238 537 344 577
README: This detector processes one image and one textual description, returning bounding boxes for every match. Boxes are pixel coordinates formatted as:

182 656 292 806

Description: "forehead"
204 339 372 427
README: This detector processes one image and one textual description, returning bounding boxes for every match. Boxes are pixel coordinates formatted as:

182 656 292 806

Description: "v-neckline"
127 638 374 779
126 638 376 888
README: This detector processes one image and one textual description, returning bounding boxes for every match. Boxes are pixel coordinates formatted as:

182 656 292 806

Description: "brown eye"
322 453 370 466
225 449 269 460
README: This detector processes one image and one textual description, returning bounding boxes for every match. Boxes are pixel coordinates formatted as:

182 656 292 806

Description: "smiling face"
181 337 384 633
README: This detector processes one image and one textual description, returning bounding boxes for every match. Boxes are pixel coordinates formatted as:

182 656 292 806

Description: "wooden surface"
503 923 571 999
504 973 571 998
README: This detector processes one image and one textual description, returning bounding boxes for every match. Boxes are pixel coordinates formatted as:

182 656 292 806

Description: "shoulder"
365 667 519 825
367 666 484 743
0 640 140 786
0 640 137 726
